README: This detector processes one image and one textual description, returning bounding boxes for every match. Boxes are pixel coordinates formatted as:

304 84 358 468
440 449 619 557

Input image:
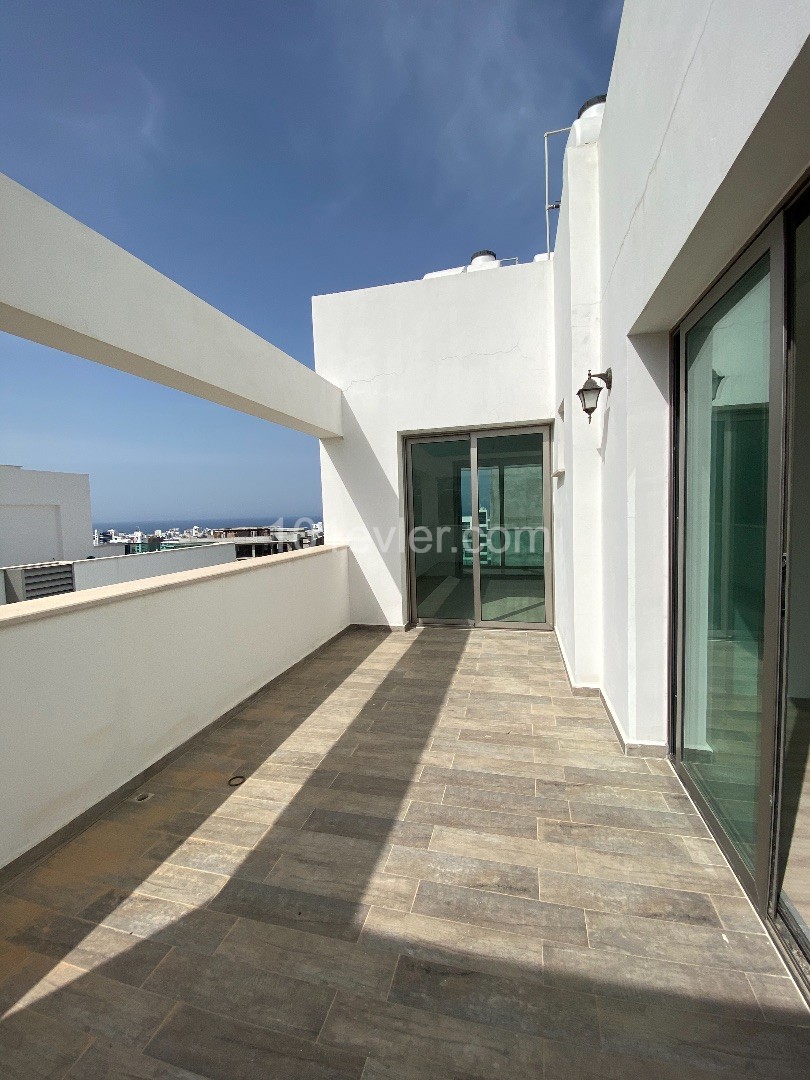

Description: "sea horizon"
94 514 323 533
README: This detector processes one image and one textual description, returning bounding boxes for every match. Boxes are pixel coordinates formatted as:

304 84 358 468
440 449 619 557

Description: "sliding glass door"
773 192 810 986
674 219 784 903
406 427 552 628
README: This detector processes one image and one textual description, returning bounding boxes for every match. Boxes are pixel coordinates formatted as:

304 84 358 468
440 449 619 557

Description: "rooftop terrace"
1 626 808 1077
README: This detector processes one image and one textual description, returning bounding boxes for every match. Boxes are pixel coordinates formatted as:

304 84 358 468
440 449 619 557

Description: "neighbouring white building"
0 463 92 566
1 0 810 1016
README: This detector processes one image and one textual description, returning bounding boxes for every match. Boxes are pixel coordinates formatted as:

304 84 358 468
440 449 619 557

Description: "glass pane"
777 206 810 949
682 253 770 871
410 439 474 621
477 432 546 624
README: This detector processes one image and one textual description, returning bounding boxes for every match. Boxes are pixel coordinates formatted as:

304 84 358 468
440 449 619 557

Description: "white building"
0 0 809 1049
0 463 92 565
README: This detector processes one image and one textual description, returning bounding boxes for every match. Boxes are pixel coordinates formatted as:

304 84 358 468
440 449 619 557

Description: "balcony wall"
0 544 349 873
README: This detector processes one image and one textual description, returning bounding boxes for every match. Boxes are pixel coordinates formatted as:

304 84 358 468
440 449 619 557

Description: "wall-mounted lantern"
576 368 612 422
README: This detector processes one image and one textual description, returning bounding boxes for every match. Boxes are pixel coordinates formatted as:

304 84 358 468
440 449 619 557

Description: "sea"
94 515 322 533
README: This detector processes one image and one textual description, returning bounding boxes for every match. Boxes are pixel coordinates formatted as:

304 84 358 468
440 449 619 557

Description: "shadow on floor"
0 626 809 1079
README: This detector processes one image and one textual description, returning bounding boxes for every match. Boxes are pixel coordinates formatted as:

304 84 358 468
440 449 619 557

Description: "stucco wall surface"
0 545 349 871
0 464 92 565
313 263 555 626
72 542 237 590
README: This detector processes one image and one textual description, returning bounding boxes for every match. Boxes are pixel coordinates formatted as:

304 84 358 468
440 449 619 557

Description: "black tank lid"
577 94 607 119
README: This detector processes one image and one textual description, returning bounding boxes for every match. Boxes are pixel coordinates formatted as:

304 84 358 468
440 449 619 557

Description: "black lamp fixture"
577 368 612 422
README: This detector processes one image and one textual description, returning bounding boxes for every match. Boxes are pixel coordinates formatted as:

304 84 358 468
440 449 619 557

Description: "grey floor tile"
405 801 539 839
412 879 587 946
543 942 764 1019
208 877 369 941
143 947 334 1039
10 909 170 987
0 1008 92 1080
385 845 538 899
216 916 398 998
9 960 174 1050
318 991 544 1079
145 1003 366 1080
536 869 720 926
79 890 236 955
360 906 545 981
442 782 570 821
586 909 786 973
597 994 810 1078
388 954 600 1045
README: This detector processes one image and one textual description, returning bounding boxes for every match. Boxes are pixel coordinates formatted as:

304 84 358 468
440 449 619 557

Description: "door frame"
671 215 786 909
404 424 554 630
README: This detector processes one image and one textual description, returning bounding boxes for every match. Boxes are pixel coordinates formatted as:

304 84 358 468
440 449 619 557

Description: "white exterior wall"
72 542 237 591
0 464 92 565
588 0 810 746
552 127 604 690
313 263 555 626
0 545 349 871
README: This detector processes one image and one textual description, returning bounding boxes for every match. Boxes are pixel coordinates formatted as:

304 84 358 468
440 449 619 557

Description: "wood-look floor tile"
10 910 170 987
360 905 545 981
564 766 684 793
7 960 174 1050
79 891 235 956
429 824 579 874
145 832 281 882
536 869 720 926
302 808 433 849
0 1008 92 1080
568 800 711 837
65 1036 205 1077
143 948 334 1039
585 910 786 974
412 880 587 946
318 991 544 1079
597 994 810 1078
405 801 538 839
543 942 763 1019
442 782 569 821
421 764 536 796
216 916 398 998
208 878 369 942
385 846 538 899
145 1002 366 1080
575 848 744 896
746 973 810 1026
388 954 600 1045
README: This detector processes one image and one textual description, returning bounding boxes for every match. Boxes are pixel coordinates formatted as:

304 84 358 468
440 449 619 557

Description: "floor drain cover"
129 791 154 803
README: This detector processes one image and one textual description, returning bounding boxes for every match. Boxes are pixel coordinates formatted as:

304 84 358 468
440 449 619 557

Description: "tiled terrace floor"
1 626 809 1078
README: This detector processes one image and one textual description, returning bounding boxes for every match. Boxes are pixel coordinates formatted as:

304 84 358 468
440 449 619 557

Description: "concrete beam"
0 173 342 438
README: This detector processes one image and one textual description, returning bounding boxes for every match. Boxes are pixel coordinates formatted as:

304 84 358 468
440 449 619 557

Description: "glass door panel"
476 432 547 625
776 200 810 962
409 438 475 622
681 253 771 872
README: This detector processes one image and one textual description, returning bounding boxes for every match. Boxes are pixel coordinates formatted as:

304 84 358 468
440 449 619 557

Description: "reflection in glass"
477 432 546 624
682 254 770 871
410 439 474 622
777 206 810 952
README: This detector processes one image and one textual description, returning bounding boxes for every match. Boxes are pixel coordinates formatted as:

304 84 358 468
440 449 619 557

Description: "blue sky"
0 0 621 524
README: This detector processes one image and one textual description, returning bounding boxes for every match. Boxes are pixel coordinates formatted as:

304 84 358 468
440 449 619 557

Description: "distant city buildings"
2 463 325 603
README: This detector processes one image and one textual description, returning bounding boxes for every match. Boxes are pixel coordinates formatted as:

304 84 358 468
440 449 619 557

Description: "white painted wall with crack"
313 262 554 626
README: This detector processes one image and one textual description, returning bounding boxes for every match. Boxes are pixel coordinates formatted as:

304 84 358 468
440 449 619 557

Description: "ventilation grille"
21 563 75 600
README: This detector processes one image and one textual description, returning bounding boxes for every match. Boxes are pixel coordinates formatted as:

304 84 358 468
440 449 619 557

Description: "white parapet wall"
73 542 238 590
0 545 349 872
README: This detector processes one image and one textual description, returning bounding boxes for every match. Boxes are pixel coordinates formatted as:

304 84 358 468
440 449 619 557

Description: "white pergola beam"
0 173 342 439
